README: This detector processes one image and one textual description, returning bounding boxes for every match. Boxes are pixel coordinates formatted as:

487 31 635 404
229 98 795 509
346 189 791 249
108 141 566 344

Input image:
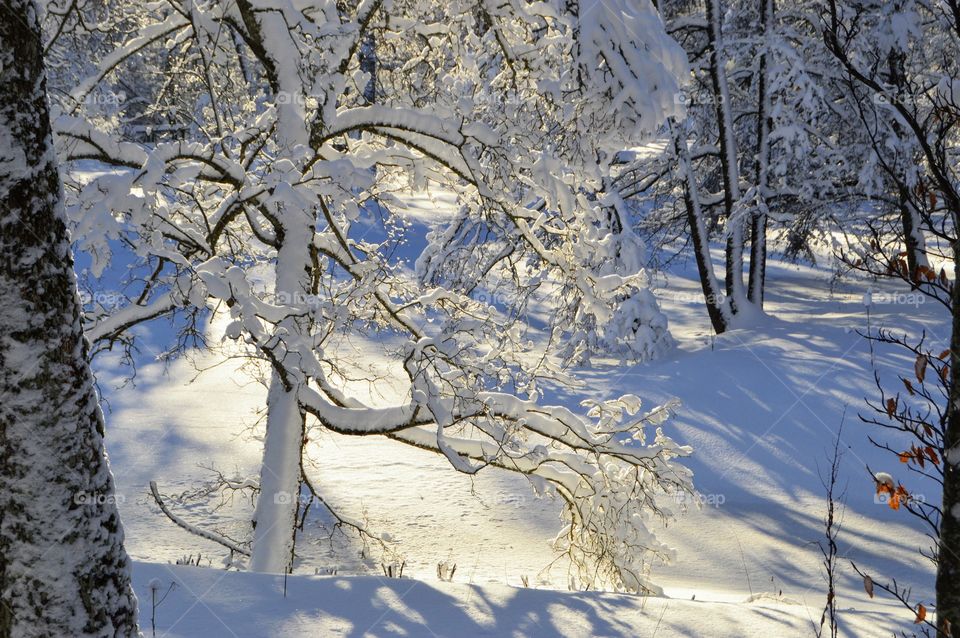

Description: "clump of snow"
874 471 895 488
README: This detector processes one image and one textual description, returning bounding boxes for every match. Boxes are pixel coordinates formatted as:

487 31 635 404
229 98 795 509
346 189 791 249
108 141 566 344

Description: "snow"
130 561 823 637
0 124 28 198
874 472 895 488
97 247 942 636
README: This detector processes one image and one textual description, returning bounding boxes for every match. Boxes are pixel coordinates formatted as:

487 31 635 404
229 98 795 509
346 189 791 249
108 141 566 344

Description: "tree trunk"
748 212 768 305
360 32 377 104
250 374 305 573
250 217 313 574
748 0 774 307
705 0 747 311
234 0 316 573
672 122 730 334
898 187 929 288
0 1 139 634
939 237 960 637
884 49 929 287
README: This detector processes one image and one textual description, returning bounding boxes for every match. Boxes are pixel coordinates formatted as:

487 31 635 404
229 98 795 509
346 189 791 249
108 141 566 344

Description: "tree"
619 0 849 333
49 0 694 592
822 0 960 631
0 0 138 635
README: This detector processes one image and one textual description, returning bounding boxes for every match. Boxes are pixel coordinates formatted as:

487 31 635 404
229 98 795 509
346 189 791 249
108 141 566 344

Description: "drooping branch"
150 481 251 557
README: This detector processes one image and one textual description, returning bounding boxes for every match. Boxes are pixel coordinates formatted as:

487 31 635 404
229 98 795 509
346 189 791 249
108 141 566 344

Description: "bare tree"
822 0 960 630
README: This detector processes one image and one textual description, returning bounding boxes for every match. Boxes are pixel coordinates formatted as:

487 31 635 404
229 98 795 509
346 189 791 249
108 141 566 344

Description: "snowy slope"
131 561 826 637
98 231 945 635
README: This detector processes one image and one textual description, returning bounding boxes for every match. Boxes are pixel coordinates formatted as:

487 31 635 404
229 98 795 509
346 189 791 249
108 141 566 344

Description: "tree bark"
672 122 730 334
0 1 139 634
250 374 305 574
939 237 960 638
884 49 929 287
705 0 747 311
898 187 929 288
748 0 774 307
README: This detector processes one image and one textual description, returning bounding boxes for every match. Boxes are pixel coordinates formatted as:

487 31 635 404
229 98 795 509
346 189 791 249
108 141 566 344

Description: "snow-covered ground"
130 561 819 637
98 199 945 636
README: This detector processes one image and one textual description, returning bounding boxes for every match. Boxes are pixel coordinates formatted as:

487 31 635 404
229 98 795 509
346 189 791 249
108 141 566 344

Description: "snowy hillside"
101 251 941 637
128 561 817 637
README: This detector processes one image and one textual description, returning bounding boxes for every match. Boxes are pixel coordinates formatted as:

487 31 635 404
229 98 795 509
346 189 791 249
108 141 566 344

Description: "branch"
150 481 251 557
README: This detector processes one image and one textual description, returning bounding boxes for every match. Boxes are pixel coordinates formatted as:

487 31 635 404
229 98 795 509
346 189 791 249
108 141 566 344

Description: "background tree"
821 0 960 631
619 0 850 332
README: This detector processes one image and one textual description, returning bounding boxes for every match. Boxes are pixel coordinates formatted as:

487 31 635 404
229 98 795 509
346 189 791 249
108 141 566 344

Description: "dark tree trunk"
705 0 745 311
672 124 729 334
898 187 924 288
884 50 928 287
0 1 139 635
360 33 377 104
747 212 768 304
940 238 960 638
748 0 774 307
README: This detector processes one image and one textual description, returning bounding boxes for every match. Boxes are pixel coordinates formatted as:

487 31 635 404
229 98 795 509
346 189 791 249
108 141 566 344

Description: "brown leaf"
903 378 915 395
863 575 874 598
889 491 901 510
916 354 928 383
915 603 927 624
939 349 952 361
886 397 898 418
942 364 951 384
